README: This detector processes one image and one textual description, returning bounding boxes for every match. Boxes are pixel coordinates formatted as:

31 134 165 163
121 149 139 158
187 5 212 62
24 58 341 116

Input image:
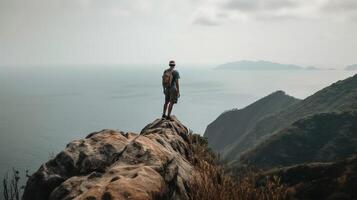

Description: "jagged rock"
23 116 193 200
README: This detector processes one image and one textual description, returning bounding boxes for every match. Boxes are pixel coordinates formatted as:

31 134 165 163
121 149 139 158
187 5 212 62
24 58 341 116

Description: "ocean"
0 66 355 189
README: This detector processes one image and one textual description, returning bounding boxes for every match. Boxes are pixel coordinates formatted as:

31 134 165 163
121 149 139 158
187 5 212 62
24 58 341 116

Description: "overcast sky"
0 0 356 68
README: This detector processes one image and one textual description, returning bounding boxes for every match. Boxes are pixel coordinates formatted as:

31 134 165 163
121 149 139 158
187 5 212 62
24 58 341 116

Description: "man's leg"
162 89 169 118
167 102 174 117
163 101 168 117
167 89 178 119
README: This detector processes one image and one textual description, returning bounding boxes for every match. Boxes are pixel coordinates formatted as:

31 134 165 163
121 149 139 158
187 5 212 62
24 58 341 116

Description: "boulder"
23 116 193 200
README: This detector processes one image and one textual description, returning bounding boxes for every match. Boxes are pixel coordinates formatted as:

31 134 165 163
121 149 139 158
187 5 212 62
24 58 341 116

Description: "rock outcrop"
23 117 193 200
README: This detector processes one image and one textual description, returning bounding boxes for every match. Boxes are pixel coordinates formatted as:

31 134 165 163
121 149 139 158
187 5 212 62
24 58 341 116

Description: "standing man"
162 60 180 120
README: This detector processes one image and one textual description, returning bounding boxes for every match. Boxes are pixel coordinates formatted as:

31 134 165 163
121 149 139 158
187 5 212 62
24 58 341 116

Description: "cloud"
192 0 357 25
322 0 357 13
223 0 298 12
0 0 158 18
192 5 229 25
193 16 221 26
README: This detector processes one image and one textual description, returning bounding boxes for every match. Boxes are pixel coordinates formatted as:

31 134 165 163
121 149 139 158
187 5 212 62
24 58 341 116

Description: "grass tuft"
187 133 288 200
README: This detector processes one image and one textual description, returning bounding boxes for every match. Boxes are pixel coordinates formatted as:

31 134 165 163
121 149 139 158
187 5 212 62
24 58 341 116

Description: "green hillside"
204 91 300 152
262 155 357 200
222 74 357 161
240 111 357 169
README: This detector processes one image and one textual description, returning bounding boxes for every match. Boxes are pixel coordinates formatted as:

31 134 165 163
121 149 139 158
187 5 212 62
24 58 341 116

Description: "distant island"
305 66 319 70
216 60 314 70
345 64 357 70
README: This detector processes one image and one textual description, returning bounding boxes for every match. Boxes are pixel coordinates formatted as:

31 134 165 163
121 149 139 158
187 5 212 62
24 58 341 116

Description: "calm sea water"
0 66 355 188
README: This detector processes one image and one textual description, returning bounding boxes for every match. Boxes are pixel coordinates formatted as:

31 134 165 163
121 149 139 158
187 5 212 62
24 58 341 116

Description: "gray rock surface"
23 116 193 200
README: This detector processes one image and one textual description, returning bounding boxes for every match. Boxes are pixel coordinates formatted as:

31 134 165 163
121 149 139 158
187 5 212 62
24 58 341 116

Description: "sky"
0 0 357 68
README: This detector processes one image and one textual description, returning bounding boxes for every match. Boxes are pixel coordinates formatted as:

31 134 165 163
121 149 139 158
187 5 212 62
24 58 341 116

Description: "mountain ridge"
221 74 357 161
204 90 300 153
240 111 357 169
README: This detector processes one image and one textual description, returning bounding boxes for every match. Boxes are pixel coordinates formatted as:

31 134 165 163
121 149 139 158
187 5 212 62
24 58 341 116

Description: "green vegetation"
187 133 288 200
203 73 357 199
206 74 357 163
204 91 300 153
240 111 357 169
263 155 357 199
2 169 29 200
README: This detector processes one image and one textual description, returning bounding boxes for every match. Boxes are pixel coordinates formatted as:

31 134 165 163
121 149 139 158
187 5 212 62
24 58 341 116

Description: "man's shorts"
165 87 178 104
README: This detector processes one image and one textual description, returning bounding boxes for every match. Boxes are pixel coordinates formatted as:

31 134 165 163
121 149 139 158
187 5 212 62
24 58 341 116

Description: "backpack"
162 69 173 88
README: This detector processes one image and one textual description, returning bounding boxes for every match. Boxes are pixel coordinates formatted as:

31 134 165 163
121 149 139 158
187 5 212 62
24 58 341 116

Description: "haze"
1 0 357 68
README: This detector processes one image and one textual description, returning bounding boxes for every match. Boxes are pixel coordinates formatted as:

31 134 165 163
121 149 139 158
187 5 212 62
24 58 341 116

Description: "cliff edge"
23 116 193 200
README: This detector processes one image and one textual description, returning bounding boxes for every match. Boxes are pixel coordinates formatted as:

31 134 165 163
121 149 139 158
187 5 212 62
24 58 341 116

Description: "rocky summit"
23 117 194 200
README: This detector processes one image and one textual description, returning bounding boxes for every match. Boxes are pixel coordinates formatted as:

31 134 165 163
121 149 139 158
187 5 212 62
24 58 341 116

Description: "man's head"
169 60 176 69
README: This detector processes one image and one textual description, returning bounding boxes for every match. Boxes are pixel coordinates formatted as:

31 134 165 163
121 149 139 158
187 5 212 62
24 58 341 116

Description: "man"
162 60 180 120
